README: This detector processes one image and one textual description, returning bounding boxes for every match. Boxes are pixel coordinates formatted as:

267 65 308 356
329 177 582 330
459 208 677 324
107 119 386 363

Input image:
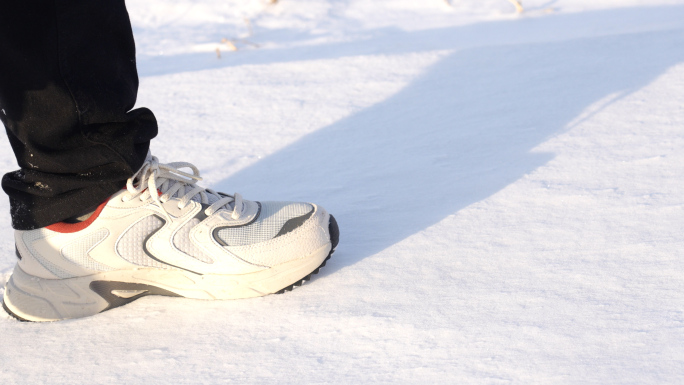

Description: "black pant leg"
0 0 157 230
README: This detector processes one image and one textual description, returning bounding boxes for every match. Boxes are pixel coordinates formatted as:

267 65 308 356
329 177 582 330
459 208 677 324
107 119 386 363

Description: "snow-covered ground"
2 0 684 383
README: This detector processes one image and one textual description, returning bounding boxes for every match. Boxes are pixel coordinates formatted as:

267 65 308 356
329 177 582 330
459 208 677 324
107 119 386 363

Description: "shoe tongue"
189 192 220 205
168 186 235 210
144 157 236 211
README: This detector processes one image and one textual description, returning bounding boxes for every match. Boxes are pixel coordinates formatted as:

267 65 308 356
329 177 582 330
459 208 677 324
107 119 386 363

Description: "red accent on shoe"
46 198 110 233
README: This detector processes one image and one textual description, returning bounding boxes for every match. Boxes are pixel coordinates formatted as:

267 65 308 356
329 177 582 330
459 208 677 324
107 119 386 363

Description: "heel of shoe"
2 265 108 322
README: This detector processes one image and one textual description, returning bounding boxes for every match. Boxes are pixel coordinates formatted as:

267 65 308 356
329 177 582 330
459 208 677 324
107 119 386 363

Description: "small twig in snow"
221 38 238 51
507 0 524 13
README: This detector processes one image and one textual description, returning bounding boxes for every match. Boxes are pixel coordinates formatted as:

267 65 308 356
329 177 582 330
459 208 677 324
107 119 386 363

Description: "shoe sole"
2 215 339 322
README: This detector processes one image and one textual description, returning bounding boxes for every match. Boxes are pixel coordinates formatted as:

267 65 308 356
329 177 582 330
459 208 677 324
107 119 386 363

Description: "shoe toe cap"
221 203 332 267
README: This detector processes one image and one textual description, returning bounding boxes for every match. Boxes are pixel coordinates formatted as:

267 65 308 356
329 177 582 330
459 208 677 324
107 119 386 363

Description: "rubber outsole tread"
274 253 333 294
275 214 338 294
2 299 29 322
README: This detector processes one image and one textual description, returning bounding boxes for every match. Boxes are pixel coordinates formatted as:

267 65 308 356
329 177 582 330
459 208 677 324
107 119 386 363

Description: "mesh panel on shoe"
61 229 114 272
173 219 214 263
216 202 313 247
117 216 170 269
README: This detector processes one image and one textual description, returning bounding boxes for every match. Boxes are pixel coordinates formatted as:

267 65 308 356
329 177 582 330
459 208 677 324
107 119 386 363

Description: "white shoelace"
123 156 243 222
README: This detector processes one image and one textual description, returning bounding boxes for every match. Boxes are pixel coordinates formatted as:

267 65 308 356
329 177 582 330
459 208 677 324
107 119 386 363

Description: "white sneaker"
2 155 339 321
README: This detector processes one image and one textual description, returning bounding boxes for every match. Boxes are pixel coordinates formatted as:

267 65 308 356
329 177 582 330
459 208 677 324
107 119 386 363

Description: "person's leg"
0 0 157 230
1 0 340 322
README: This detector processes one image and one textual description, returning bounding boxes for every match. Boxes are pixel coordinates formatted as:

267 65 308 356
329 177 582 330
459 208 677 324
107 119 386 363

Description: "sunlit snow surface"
1 0 684 383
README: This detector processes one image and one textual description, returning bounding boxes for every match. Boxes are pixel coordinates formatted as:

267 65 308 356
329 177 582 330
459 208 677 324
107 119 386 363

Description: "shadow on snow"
139 6 684 273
